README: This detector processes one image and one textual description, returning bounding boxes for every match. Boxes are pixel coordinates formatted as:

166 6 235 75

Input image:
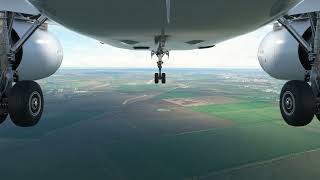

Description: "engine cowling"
258 19 311 81
12 20 63 81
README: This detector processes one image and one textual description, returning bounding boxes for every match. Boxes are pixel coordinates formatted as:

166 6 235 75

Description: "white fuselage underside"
29 0 301 51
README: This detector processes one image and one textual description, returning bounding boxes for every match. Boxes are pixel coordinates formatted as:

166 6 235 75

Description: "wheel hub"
285 97 293 109
282 91 295 116
29 91 41 117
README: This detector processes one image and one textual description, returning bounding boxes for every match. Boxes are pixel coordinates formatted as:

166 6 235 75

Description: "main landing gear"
280 81 315 126
278 12 320 126
0 12 47 127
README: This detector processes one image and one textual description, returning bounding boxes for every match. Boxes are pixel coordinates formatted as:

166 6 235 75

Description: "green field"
117 84 164 93
101 117 320 180
155 90 195 99
1 69 320 180
96 98 320 179
191 101 280 124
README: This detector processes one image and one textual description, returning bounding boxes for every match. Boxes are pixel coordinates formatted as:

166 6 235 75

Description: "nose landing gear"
152 43 169 84
155 73 166 84
152 30 169 84
153 50 168 84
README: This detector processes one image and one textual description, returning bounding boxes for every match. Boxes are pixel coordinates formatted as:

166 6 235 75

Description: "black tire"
162 73 166 84
155 73 159 84
0 113 8 124
8 81 44 127
280 80 315 127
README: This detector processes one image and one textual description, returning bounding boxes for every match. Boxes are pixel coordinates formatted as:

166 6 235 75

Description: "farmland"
1 68 320 180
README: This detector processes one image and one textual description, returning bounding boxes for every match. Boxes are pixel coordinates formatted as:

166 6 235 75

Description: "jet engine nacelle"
258 20 311 81
12 20 63 81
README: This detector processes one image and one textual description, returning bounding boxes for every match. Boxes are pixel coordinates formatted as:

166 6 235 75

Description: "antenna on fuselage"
166 0 171 24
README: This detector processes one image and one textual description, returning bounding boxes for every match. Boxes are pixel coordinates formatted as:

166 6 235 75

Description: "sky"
49 25 273 69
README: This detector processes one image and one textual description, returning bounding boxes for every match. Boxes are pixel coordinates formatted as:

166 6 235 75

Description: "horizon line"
59 67 262 70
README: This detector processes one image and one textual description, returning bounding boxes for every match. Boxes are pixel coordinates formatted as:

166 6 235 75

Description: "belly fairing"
29 0 302 50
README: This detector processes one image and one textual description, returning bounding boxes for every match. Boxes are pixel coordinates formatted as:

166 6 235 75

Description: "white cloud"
50 25 273 68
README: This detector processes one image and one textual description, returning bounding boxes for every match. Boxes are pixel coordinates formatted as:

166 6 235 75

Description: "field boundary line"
200 147 320 179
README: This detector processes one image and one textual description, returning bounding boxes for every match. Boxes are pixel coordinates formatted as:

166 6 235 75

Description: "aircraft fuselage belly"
29 0 301 50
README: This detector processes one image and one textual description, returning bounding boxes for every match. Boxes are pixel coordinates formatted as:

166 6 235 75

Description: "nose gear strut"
151 31 169 84
152 48 169 84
